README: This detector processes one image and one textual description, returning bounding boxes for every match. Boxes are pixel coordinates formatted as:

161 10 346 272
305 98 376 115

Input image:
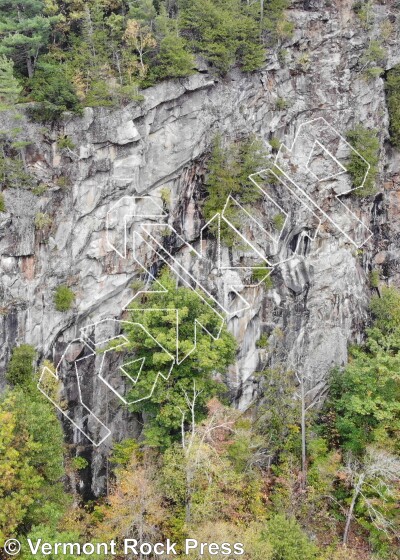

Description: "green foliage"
361 40 386 80
34 211 52 229
364 65 384 80
269 137 281 151
362 40 386 66
0 55 21 106
255 367 300 461
111 438 140 466
0 128 33 188
53 285 75 312
57 136 75 150
0 0 294 112
71 456 88 471
153 8 195 80
256 333 270 348
160 186 171 206
0 386 66 544
353 0 374 30
55 175 71 189
179 0 265 75
275 97 289 110
297 52 310 71
20 526 88 560
6 344 36 387
0 0 60 77
325 287 400 455
346 125 379 196
0 191 5 211
252 266 273 289
369 269 380 288
31 183 47 196
278 48 289 65
272 212 285 231
27 63 82 122
203 134 268 246
160 406 264 539
266 514 319 560
123 268 237 448
386 65 400 148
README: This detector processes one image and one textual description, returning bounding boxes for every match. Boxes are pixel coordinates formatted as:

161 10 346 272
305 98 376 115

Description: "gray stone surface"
1 0 399 494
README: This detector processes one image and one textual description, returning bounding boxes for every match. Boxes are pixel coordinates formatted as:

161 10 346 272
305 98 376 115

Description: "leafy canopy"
326 287 400 455
123 268 237 448
0 386 66 545
346 125 379 197
6 344 36 387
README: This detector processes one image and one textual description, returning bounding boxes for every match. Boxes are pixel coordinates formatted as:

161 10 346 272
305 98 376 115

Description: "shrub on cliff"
386 65 400 148
203 134 268 246
6 344 37 387
346 125 379 197
54 285 75 312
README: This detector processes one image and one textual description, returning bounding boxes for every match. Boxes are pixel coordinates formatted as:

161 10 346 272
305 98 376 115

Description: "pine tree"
0 55 21 106
154 8 194 79
0 0 59 77
123 268 237 448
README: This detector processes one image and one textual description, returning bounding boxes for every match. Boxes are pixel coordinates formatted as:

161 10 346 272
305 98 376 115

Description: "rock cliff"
1 0 399 495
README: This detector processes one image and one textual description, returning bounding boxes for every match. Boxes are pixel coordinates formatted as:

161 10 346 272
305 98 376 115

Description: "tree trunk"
26 56 34 79
343 479 363 545
300 377 307 490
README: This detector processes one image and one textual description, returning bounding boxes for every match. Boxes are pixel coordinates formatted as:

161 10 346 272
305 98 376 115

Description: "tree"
346 125 379 197
0 55 21 106
154 8 194 79
0 387 66 545
203 134 268 246
341 447 400 546
53 285 75 312
266 514 319 560
28 62 82 122
294 370 323 490
179 0 265 75
124 18 157 78
326 288 400 455
0 0 59 77
161 399 263 533
254 366 300 470
123 268 237 448
6 344 36 387
94 452 166 550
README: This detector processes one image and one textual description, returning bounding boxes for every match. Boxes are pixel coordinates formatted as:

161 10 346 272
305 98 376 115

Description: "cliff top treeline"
0 0 293 119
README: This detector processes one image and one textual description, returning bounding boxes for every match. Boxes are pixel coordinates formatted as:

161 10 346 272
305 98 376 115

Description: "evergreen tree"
179 0 265 75
6 344 36 387
28 61 82 121
0 55 21 106
123 268 237 448
154 8 194 79
0 0 59 77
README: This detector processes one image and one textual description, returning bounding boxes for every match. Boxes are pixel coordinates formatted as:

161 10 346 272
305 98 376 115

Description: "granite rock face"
1 0 399 495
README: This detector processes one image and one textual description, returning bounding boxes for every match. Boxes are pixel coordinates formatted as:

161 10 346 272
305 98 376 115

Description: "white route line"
39 117 375 445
